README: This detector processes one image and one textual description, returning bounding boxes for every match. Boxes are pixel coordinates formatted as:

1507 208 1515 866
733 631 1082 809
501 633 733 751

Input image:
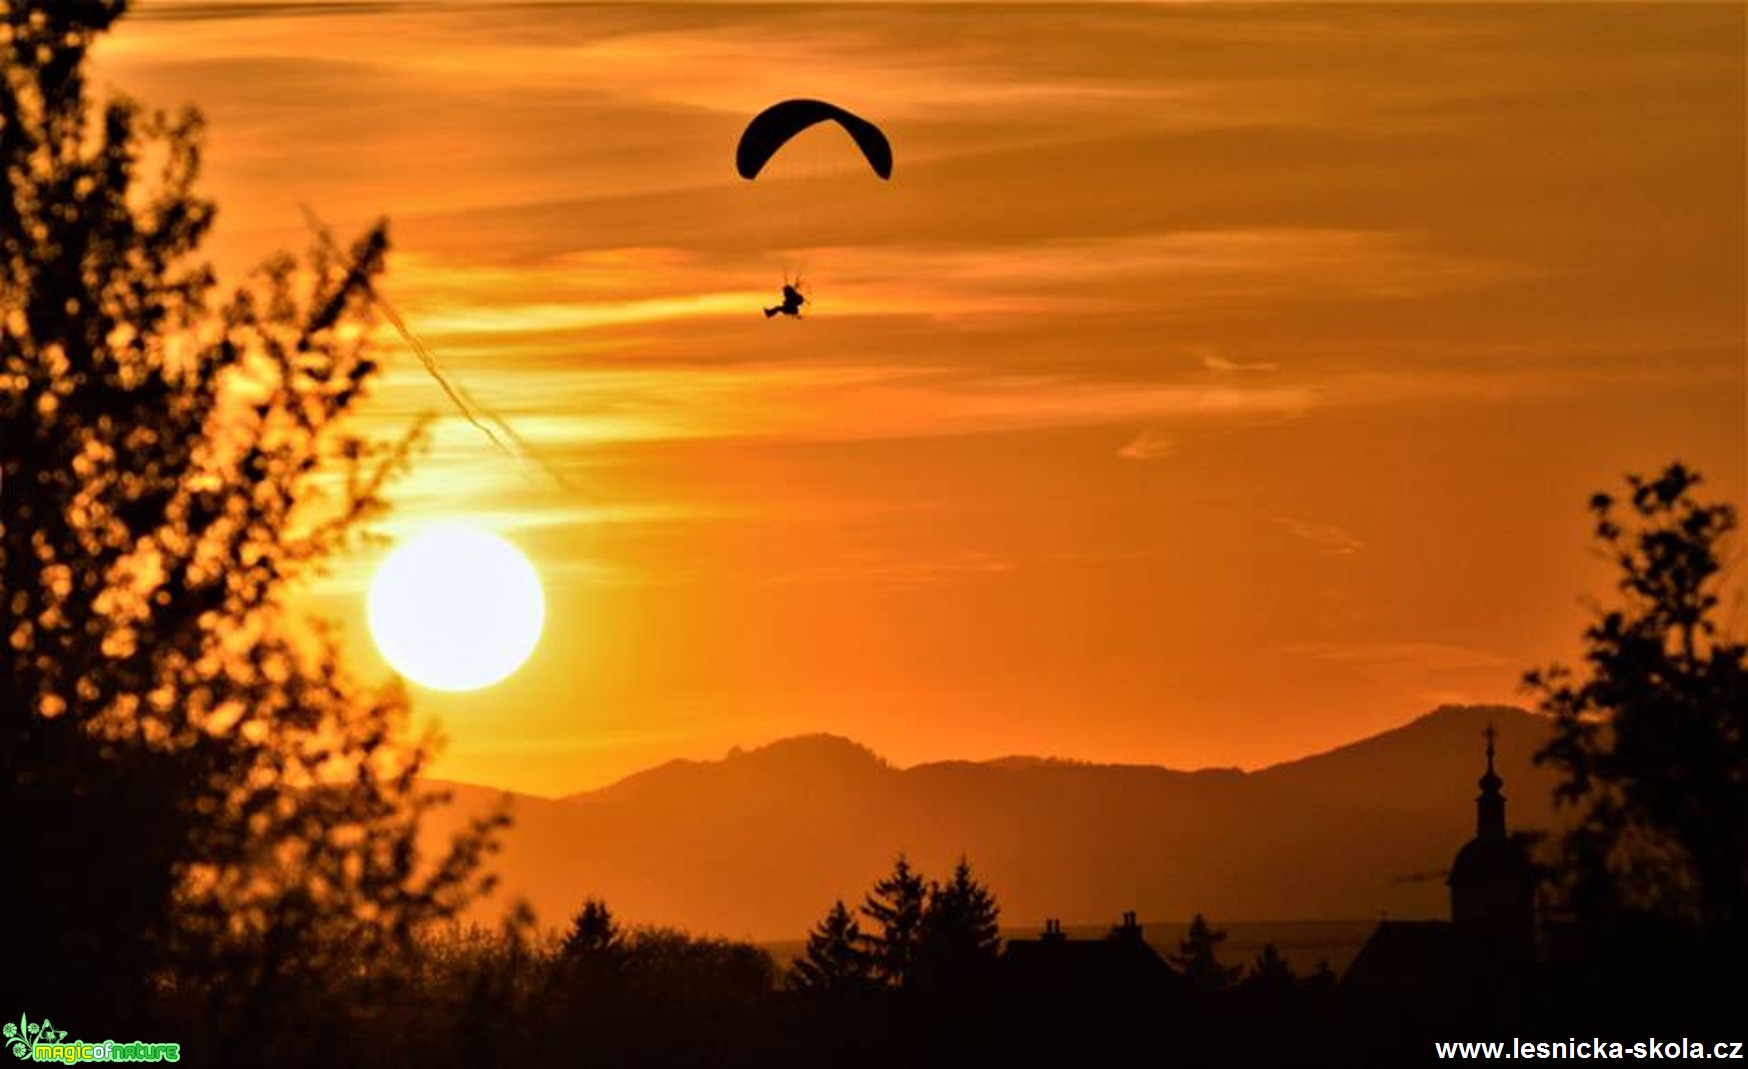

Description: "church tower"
1446 725 1536 958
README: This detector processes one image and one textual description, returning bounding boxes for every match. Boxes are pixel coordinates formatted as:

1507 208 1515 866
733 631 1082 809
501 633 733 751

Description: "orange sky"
99 2 1745 797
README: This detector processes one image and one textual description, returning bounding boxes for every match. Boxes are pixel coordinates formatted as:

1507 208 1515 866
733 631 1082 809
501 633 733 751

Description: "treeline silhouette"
3 2 1743 1065
265 860 1344 1067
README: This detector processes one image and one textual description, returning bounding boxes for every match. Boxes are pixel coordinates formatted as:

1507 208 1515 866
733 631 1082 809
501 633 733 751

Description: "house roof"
1004 933 1179 994
1341 921 1468 997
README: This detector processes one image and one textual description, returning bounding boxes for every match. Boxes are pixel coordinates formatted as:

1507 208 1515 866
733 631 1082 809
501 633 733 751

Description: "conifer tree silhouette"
916 856 1002 988
1239 942 1298 995
860 854 928 988
789 900 876 994
560 899 622 962
1170 913 1241 992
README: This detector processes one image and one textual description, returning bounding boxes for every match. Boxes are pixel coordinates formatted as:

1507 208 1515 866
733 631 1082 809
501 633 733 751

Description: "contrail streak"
301 206 573 492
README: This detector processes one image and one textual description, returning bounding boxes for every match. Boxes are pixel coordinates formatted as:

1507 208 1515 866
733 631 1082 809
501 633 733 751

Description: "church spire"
1476 723 1506 841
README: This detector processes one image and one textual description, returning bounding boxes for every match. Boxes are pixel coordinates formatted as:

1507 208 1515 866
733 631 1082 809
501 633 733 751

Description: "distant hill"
421 705 1561 941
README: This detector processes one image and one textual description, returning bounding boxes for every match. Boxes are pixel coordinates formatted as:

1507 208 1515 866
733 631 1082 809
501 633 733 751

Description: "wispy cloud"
1194 346 1278 374
1271 516 1365 556
1281 641 1513 673
1117 427 1175 462
765 549 1014 592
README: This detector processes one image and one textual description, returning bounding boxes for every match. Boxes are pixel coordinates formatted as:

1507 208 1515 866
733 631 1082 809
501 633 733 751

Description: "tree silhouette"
560 898 622 962
788 900 876 995
615 928 777 1002
0 0 501 1026
1526 463 1746 937
1239 942 1298 995
860 854 927 988
915 856 1002 988
1170 913 1241 992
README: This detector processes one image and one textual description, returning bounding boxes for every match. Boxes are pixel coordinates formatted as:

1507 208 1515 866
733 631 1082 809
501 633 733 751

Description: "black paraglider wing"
735 99 893 181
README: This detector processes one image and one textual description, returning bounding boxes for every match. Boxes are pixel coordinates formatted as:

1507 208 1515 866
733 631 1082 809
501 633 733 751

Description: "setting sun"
368 526 545 692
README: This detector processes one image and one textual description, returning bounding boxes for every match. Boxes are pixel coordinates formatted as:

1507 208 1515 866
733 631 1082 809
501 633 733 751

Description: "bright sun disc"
368 526 545 692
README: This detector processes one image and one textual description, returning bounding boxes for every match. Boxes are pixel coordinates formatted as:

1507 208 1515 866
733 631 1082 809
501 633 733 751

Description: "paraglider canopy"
736 99 893 181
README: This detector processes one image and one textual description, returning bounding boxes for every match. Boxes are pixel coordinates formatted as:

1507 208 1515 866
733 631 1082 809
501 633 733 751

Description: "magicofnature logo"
5 1014 179 1064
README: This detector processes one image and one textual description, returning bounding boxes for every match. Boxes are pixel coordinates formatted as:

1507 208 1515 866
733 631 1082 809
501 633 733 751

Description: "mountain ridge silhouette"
425 705 1559 940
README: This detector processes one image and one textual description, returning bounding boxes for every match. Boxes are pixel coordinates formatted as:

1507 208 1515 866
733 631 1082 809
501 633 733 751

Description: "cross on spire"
1476 721 1506 840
